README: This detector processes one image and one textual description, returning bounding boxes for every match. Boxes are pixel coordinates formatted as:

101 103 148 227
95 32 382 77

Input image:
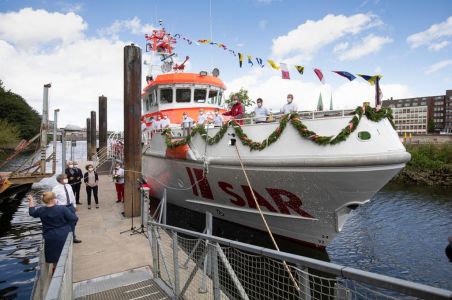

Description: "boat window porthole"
358 131 371 140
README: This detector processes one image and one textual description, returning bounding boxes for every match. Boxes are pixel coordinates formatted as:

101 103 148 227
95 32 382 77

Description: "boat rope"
234 144 300 291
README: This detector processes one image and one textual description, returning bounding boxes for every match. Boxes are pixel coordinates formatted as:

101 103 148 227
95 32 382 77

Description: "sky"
0 0 451 131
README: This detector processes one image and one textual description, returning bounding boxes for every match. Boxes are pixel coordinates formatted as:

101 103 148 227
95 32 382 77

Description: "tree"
0 119 20 147
427 117 435 133
0 80 41 140
225 88 254 108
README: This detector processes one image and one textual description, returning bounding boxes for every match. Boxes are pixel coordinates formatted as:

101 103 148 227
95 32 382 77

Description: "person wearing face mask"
72 161 83 205
253 98 269 123
112 163 125 203
212 108 224 127
52 174 81 243
160 114 171 129
197 109 207 126
64 161 83 205
84 164 99 209
181 112 194 129
153 115 162 131
223 95 244 125
280 93 298 114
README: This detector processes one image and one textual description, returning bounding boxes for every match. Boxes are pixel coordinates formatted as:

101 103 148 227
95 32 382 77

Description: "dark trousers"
86 186 99 205
73 183 81 203
66 204 77 239
115 183 125 201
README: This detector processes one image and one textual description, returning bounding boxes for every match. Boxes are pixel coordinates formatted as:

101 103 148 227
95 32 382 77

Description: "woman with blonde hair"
28 192 78 266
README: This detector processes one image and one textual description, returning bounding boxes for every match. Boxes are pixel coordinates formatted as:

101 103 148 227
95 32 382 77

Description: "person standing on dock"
113 162 125 203
28 192 78 270
73 161 83 205
65 161 83 205
84 164 99 209
52 174 81 243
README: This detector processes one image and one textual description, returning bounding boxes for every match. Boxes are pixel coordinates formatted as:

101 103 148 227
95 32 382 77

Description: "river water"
1 142 451 299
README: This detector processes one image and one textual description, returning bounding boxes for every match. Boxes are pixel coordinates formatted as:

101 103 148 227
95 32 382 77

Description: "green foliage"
0 119 20 147
405 144 452 171
0 80 41 140
163 105 393 151
225 88 254 108
427 117 435 133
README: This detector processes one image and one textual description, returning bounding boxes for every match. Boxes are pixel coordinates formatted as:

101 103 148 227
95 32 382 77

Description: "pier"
30 163 452 300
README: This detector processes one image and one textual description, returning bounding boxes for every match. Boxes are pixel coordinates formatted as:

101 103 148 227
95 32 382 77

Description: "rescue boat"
140 29 410 247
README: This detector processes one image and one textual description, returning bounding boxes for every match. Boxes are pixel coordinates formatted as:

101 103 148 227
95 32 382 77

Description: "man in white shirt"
212 109 224 127
160 114 171 129
181 112 194 128
253 98 269 123
52 174 81 243
197 109 207 126
280 94 298 114
153 115 162 131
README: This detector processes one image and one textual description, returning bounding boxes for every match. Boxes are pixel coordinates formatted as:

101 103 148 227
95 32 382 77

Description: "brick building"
382 89 452 134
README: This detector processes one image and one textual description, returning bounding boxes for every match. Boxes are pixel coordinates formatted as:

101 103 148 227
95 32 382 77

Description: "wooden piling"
98 95 108 150
90 111 97 158
86 118 91 160
123 44 142 217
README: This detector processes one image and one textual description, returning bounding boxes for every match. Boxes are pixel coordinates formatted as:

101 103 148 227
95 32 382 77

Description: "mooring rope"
233 144 300 291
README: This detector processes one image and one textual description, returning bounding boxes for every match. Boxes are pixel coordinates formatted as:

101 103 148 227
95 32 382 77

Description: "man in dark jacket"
65 161 83 205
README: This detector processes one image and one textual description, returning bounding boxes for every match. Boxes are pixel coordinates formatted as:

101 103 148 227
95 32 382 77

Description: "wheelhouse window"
217 91 223 106
194 89 207 103
176 88 191 103
208 89 218 104
160 88 173 103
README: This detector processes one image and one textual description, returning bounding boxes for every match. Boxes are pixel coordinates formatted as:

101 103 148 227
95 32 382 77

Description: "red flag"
313 68 324 83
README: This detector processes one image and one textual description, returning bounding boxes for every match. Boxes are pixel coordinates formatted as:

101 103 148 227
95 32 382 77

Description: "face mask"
89 168 94 171
63 179 68 184
164 116 167 119
183 115 187 119
215 112 218 115
200 112 204 115
287 98 292 103
69 164 73 168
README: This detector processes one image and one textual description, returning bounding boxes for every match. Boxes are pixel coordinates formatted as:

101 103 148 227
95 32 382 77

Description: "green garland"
163 105 393 151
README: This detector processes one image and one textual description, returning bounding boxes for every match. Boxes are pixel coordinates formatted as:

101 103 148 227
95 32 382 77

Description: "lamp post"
52 109 60 174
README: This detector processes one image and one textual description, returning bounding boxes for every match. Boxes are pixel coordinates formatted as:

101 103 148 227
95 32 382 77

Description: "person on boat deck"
181 112 194 129
223 95 244 125
253 98 269 123
153 115 162 131
212 108 224 127
65 161 83 205
52 174 81 243
84 164 99 209
160 114 171 129
28 192 78 270
280 94 298 114
112 162 125 203
197 109 207 126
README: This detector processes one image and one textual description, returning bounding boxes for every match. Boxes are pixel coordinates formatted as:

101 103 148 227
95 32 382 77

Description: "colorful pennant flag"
229 49 236 56
198 39 210 44
267 60 280 70
256 58 264 68
317 92 324 111
314 68 325 83
247 55 254 67
238 53 243 68
295 65 304 75
280 63 290 79
332 71 356 81
356 74 382 85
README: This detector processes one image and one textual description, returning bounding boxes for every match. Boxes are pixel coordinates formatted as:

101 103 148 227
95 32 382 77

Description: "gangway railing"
148 221 452 300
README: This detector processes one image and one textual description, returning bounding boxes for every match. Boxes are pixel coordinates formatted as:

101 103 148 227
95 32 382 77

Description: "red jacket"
223 102 244 125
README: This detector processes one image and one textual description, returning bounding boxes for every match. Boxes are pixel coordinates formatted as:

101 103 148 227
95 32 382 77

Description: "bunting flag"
218 43 227 49
267 59 280 70
256 58 264 68
314 68 325 83
295 65 304 75
280 63 290 79
247 55 254 67
329 94 333 110
198 39 211 44
332 71 356 81
356 74 382 85
238 53 243 68
317 92 324 111
229 49 236 56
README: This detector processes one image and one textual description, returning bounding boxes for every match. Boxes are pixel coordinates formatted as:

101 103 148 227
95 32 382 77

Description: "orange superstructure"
144 73 226 92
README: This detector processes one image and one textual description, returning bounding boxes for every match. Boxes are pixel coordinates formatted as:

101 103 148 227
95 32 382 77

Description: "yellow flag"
267 59 280 70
